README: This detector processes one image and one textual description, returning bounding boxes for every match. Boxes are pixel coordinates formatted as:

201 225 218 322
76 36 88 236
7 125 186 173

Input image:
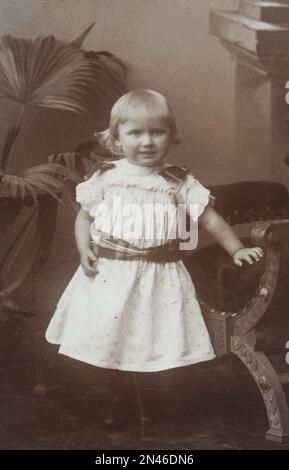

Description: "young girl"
45 89 263 426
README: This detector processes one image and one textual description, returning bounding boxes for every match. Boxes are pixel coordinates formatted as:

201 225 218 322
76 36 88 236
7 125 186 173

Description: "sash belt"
91 235 185 263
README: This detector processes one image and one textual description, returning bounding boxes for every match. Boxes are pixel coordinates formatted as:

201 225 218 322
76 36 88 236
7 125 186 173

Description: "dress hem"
54 346 216 372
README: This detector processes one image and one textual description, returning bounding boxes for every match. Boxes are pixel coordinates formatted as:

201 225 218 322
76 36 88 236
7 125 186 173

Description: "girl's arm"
198 205 263 266
75 208 98 276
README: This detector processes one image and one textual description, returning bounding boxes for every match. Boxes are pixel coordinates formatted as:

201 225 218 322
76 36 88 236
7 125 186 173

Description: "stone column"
210 1 289 186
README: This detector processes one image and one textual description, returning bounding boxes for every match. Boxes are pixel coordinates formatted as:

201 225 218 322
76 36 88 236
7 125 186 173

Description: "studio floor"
1 350 289 451
1 257 289 451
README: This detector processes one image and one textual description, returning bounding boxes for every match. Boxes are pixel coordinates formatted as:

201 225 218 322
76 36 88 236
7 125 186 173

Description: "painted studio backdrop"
1 0 289 451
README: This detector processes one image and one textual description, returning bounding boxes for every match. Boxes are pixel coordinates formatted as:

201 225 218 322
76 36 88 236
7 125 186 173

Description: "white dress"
45 158 216 372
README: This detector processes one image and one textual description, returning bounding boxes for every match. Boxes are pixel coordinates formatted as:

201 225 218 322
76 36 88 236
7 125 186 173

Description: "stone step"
210 10 289 55
240 1 289 23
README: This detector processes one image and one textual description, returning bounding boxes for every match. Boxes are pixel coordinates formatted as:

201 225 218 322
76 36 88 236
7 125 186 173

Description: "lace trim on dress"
102 180 179 196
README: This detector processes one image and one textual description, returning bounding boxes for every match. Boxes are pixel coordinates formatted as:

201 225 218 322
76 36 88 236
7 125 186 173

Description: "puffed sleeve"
176 174 214 222
75 170 103 212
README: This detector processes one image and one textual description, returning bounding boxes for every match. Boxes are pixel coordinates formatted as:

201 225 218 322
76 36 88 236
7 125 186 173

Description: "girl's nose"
142 133 153 145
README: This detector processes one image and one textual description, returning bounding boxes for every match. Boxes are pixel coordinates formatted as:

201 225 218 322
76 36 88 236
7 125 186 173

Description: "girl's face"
117 116 171 166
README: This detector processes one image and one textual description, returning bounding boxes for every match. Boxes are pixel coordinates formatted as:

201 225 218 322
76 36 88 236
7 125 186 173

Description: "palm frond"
26 180 64 203
0 174 63 203
24 173 64 190
70 23 95 49
0 162 80 201
0 122 21 170
22 162 79 178
0 29 126 176
0 34 126 118
47 142 117 180
16 176 28 200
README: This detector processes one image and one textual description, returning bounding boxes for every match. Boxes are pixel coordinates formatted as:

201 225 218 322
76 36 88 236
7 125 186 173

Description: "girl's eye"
152 129 166 135
129 130 141 136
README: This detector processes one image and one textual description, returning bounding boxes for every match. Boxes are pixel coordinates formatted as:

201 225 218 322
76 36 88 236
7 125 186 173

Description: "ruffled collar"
117 158 167 176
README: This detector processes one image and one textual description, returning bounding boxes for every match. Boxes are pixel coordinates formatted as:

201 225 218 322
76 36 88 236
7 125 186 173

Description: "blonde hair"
95 89 180 155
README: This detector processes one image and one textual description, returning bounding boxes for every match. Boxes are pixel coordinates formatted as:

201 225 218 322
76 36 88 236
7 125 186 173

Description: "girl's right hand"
80 248 99 277
233 247 264 267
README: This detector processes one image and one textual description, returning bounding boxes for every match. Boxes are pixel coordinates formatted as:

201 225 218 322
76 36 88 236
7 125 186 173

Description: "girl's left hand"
233 247 264 267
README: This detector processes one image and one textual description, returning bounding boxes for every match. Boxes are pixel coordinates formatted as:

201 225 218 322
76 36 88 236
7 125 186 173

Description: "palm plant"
0 24 126 201
0 25 126 334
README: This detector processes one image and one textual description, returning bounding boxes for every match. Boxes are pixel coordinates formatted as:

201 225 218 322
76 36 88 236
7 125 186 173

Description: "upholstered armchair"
184 181 289 443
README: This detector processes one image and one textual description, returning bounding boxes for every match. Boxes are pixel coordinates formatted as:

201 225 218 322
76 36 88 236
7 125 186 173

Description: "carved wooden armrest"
194 219 289 355
187 207 289 442
232 219 289 336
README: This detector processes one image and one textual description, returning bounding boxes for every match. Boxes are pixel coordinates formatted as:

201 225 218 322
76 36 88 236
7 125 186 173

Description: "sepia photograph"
0 0 289 458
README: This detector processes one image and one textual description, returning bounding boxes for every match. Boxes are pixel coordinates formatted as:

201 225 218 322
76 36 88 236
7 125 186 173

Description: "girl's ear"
112 139 124 156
